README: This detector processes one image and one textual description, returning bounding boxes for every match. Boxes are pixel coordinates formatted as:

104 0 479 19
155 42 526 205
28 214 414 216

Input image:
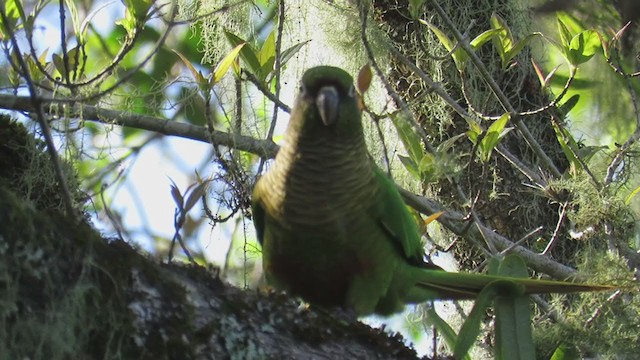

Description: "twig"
266 0 286 140
243 71 291 113
542 203 568 255
358 2 436 155
258 0 286 175
398 186 583 280
605 68 640 185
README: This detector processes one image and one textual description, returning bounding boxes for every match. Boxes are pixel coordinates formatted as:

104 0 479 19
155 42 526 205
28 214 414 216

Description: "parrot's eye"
348 85 356 98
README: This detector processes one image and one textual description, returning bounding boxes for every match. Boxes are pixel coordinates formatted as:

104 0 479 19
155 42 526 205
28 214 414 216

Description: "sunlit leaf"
224 30 261 76
212 43 245 85
259 30 275 66
471 28 501 50
418 153 435 174
0 0 26 38
556 16 573 48
421 19 467 70
568 30 601 65
466 120 483 145
172 49 207 90
490 13 514 55
625 185 640 205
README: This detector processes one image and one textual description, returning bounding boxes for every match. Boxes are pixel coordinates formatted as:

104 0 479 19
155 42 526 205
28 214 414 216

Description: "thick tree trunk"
0 116 424 360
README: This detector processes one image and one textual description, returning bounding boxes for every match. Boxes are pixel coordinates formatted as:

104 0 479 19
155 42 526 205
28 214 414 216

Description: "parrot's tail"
406 268 613 302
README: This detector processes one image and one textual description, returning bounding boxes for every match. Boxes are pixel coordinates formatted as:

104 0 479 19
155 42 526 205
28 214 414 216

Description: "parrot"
251 65 611 316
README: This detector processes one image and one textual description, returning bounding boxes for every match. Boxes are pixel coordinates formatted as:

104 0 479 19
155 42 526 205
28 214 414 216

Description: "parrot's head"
290 66 362 140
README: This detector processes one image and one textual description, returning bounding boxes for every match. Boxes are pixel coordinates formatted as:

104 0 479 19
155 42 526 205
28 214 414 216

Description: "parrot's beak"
316 86 339 126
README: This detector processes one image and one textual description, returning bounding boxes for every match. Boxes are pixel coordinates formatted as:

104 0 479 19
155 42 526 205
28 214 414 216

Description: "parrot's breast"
256 135 387 308
259 136 377 226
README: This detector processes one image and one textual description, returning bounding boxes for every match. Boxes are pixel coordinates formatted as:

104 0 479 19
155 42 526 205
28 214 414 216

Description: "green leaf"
496 254 529 278
494 255 534 360
625 185 640 205
256 30 276 80
224 30 261 76
556 16 573 48
0 0 26 38
437 133 466 153
281 40 310 66
495 295 535 360
551 117 581 176
568 30 601 65
418 153 435 174
52 46 82 79
421 19 467 70
397 154 420 179
408 0 426 19
172 49 208 91
470 28 501 50
123 0 152 22
479 113 511 162
64 0 82 43
424 307 471 360
212 43 245 85
27 49 49 82
558 94 580 114
115 13 136 36
490 13 514 57
259 30 276 66
503 33 539 69
391 114 424 166
466 121 483 145
455 284 499 359
556 12 586 34
550 344 580 360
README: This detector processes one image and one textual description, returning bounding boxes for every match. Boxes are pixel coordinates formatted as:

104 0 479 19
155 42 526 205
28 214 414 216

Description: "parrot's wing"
371 168 430 266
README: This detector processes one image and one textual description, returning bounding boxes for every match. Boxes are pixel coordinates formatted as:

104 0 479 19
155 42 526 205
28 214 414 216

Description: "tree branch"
0 94 279 159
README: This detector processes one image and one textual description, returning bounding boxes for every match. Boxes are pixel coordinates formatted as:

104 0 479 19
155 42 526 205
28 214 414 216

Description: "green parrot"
251 66 610 316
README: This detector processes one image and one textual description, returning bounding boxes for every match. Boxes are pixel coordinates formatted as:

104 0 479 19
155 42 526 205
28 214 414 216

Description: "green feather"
252 66 612 316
